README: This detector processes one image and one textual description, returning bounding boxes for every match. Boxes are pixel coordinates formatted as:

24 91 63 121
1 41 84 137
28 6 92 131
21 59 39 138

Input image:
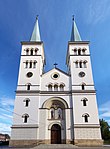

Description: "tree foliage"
100 119 110 140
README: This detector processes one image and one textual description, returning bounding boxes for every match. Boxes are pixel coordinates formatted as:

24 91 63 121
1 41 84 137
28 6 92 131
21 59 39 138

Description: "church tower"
66 17 102 145
10 17 103 147
10 17 45 146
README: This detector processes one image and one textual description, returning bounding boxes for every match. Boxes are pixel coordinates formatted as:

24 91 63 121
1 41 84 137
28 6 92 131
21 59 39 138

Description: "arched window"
78 49 81 55
57 108 62 119
81 83 85 90
59 84 64 91
75 61 78 68
82 113 89 122
22 114 29 123
50 108 55 119
23 98 30 107
54 84 58 91
25 61 28 68
33 61 37 68
29 61 32 68
35 48 38 55
82 48 86 55
81 98 88 106
27 83 31 90
83 99 87 106
73 48 77 55
79 61 82 68
48 84 52 91
83 61 87 68
26 49 29 55
30 48 33 55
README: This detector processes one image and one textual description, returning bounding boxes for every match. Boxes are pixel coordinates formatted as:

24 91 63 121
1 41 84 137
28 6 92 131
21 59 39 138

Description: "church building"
10 17 103 146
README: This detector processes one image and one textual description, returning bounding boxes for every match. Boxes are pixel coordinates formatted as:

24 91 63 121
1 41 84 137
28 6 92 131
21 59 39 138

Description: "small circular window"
26 72 33 78
78 71 85 77
51 73 59 80
53 74 58 78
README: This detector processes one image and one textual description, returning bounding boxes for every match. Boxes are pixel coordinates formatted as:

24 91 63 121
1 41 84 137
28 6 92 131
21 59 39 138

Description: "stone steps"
33 144 78 148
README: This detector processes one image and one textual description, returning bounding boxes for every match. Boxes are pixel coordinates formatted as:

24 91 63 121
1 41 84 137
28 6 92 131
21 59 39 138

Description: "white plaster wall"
39 109 48 140
70 56 94 88
17 56 42 87
67 43 95 90
73 94 100 124
17 43 45 89
13 95 40 124
65 109 72 140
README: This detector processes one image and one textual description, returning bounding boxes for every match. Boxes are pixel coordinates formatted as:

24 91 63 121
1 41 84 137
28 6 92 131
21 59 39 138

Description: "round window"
51 73 59 80
26 72 33 78
53 74 58 78
78 71 85 77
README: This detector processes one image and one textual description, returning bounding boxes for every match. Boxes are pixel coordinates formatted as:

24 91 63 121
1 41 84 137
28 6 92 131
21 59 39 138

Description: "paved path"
32 144 110 149
0 144 110 149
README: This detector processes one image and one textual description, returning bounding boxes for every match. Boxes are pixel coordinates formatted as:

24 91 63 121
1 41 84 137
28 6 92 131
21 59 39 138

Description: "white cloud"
0 114 12 121
85 0 110 24
99 100 110 124
0 96 14 135
1 97 14 107
99 100 110 112
0 122 11 135
100 112 110 117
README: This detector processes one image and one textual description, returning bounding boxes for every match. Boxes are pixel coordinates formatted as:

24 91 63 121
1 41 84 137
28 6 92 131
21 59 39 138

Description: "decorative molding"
72 90 96 93
16 90 96 94
11 124 39 128
21 54 42 56
21 41 43 45
74 124 100 128
68 41 90 44
70 54 90 56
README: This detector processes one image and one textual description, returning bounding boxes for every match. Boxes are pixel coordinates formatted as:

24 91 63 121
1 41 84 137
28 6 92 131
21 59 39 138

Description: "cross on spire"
72 15 74 21
54 63 58 68
70 15 82 41
36 15 39 19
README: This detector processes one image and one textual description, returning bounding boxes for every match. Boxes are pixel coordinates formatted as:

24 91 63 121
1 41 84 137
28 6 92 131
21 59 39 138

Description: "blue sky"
0 0 110 135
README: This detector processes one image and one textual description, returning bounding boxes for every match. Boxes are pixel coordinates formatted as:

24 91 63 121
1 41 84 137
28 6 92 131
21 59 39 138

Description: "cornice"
68 41 90 44
16 90 96 95
11 124 39 128
21 41 43 45
74 124 100 128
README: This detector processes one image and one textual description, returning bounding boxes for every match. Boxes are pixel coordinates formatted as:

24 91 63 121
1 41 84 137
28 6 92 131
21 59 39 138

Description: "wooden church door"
51 124 61 144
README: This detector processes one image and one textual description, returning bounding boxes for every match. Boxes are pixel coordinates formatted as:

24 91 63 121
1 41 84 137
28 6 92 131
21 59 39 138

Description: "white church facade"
10 17 103 146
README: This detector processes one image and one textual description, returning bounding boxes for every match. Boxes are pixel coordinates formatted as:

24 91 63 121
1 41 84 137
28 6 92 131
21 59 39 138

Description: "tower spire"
30 16 41 42
70 16 82 41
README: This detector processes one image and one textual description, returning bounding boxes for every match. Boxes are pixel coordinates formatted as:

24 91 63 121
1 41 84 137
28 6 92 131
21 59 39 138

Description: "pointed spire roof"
30 16 41 42
70 16 82 41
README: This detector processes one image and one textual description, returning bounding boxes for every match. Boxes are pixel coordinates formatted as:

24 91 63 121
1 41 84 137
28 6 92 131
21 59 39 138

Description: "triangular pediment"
42 67 70 77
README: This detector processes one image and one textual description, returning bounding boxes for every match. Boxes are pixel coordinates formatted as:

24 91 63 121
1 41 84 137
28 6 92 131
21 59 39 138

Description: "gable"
41 68 70 91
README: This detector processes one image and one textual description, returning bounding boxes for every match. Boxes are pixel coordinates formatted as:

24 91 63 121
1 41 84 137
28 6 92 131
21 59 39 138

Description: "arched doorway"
51 124 61 144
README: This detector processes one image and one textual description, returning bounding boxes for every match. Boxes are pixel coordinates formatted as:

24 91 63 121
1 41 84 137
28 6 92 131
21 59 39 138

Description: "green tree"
100 119 110 140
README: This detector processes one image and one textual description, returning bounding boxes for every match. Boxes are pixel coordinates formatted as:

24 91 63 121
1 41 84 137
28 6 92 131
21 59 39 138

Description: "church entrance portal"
51 124 61 144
